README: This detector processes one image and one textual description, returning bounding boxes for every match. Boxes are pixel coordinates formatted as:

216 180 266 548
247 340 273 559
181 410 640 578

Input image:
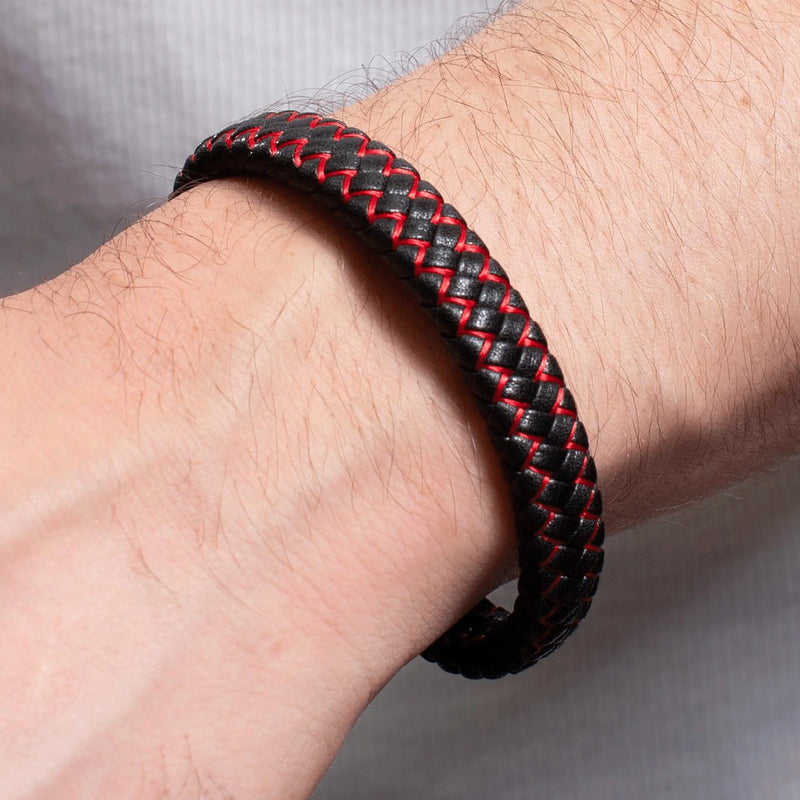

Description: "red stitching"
173 111 605 677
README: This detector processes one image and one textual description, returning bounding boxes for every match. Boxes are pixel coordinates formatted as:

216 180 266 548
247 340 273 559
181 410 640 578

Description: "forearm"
2 1 800 798
345 0 800 527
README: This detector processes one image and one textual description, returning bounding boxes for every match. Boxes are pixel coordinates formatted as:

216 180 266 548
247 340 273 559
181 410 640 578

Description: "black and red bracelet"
173 110 604 679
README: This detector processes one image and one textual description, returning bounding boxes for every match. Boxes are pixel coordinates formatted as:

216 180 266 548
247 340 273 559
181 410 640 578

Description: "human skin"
1 1 799 798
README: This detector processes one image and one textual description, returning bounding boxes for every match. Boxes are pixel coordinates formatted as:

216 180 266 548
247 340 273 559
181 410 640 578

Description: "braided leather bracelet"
173 110 604 679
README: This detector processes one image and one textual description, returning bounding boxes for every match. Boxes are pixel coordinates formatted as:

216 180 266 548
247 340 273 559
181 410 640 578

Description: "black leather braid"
173 110 604 679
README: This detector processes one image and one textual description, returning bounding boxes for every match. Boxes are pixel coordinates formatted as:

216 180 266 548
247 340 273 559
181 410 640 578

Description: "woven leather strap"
173 110 604 679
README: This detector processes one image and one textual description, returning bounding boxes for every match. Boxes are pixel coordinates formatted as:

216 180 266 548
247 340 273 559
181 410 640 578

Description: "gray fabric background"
3 2 798 797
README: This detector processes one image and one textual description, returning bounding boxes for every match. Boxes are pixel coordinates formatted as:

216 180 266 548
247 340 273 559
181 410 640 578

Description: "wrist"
0 177 517 796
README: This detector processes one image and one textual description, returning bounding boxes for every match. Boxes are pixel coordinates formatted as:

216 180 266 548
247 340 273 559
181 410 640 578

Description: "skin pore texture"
1 1 799 798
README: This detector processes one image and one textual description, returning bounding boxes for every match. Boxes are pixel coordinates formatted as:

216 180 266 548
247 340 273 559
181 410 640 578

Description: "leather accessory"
173 110 604 679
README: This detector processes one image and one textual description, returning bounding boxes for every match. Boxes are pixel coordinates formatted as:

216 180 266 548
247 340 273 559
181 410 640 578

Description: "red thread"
173 111 605 677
